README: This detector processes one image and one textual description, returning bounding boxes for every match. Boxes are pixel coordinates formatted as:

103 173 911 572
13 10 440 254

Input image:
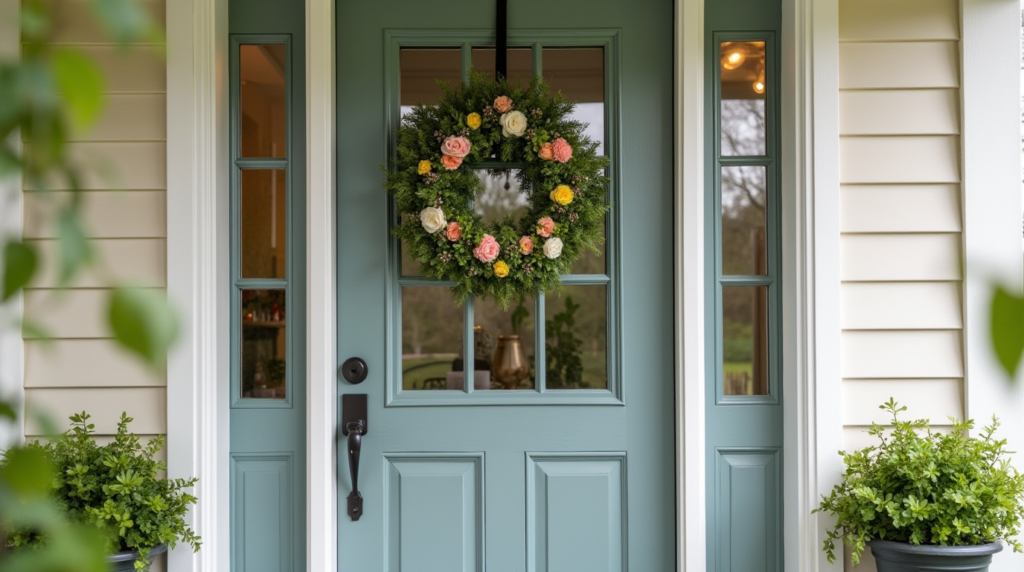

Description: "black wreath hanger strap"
496 0 507 80
386 72 610 308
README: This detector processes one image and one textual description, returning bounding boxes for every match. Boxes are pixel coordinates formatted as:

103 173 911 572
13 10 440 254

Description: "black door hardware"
341 357 368 384
341 394 367 521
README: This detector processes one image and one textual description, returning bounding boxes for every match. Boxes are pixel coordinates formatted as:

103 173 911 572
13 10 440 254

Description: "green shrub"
814 399 1024 566
4 412 201 571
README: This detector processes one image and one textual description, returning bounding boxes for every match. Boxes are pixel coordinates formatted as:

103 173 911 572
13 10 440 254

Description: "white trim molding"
0 0 24 449
781 0 843 571
165 1 231 572
305 0 338 570
961 1 1024 570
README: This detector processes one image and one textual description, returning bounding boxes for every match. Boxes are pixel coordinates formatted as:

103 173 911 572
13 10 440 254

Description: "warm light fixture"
753 70 766 94
721 48 746 71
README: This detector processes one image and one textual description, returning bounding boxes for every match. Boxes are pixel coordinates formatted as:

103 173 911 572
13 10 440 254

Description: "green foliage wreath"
387 72 609 308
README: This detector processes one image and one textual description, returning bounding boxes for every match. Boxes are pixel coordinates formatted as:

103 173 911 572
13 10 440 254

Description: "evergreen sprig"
387 71 610 308
814 399 1024 566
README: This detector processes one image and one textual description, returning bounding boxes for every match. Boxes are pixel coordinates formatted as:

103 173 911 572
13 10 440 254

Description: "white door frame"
164 0 840 570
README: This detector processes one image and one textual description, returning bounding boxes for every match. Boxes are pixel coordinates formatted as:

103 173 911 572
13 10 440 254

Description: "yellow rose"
550 184 574 206
493 260 509 278
417 160 431 175
466 112 482 130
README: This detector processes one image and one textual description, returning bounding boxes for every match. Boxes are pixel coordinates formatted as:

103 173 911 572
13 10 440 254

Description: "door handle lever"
345 420 365 521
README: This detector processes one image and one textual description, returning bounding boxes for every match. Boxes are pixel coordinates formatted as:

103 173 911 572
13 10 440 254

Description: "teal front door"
335 1 676 570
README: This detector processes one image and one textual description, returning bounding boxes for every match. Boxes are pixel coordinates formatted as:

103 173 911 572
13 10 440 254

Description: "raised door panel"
714 449 780 572
231 454 294 572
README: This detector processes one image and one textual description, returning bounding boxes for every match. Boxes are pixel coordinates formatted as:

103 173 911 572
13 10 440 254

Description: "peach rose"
446 221 461 241
494 95 513 113
538 142 554 161
519 236 534 255
473 234 501 263
536 217 555 238
552 138 573 163
441 154 463 170
440 135 471 158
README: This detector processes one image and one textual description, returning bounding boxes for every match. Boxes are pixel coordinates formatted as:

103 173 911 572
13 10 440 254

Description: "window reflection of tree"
473 169 530 225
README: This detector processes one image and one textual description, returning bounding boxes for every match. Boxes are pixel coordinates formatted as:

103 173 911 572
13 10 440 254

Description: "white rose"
419 207 446 234
543 237 563 259
500 110 528 138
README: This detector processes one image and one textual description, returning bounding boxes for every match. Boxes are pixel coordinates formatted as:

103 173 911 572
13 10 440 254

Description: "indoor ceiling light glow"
721 50 746 70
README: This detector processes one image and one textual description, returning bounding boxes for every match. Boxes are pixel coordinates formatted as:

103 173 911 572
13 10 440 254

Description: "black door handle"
345 420 365 521
341 393 368 521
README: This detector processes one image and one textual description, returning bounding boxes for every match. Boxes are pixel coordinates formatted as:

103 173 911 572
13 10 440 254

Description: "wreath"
387 71 610 308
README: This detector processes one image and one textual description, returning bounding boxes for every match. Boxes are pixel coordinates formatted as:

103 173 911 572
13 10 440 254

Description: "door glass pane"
402 286 463 390
241 169 287 278
474 169 529 226
545 286 607 389
545 47 607 274
471 47 533 86
722 286 769 396
400 48 462 118
240 44 286 158
721 165 766 275
720 41 766 156
241 289 287 399
475 294 536 390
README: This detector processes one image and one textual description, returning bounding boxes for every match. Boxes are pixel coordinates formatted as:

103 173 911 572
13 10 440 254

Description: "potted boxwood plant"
3 412 201 571
815 399 1024 571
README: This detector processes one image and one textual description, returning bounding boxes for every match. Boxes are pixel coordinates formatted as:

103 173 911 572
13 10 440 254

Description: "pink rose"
493 95 513 113
552 138 573 163
536 217 555 238
440 135 471 158
446 221 461 241
473 234 501 263
441 154 463 170
538 142 554 161
519 236 534 255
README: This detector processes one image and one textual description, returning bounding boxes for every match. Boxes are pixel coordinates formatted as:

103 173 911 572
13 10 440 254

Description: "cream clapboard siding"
839 1 963 569
21 0 167 444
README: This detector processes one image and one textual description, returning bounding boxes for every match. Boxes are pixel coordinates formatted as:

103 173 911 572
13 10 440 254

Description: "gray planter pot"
106 544 168 572
868 539 1002 572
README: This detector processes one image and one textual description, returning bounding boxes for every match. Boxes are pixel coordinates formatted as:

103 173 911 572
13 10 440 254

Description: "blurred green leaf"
52 49 104 132
108 287 179 367
0 400 15 421
57 207 93 285
991 285 1024 379
90 0 152 44
2 240 38 301
0 447 53 494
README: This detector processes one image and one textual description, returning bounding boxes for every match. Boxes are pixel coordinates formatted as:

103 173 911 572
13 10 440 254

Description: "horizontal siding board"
839 42 959 89
841 234 961 281
24 387 166 435
840 136 960 184
70 94 167 141
23 288 165 339
842 282 962 329
42 0 166 45
77 46 166 93
24 190 167 239
841 378 962 425
25 339 164 388
24 143 167 190
842 330 964 378
839 0 959 41
29 239 166 288
839 90 959 135
840 185 962 233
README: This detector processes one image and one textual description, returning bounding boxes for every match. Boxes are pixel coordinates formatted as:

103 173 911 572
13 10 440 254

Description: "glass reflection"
241 169 287 279
475 295 536 389
241 289 287 399
474 169 529 226
720 41 766 156
240 44 286 158
721 166 767 275
722 286 769 396
400 48 462 118
545 286 607 389
402 286 463 390
471 47 533 86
